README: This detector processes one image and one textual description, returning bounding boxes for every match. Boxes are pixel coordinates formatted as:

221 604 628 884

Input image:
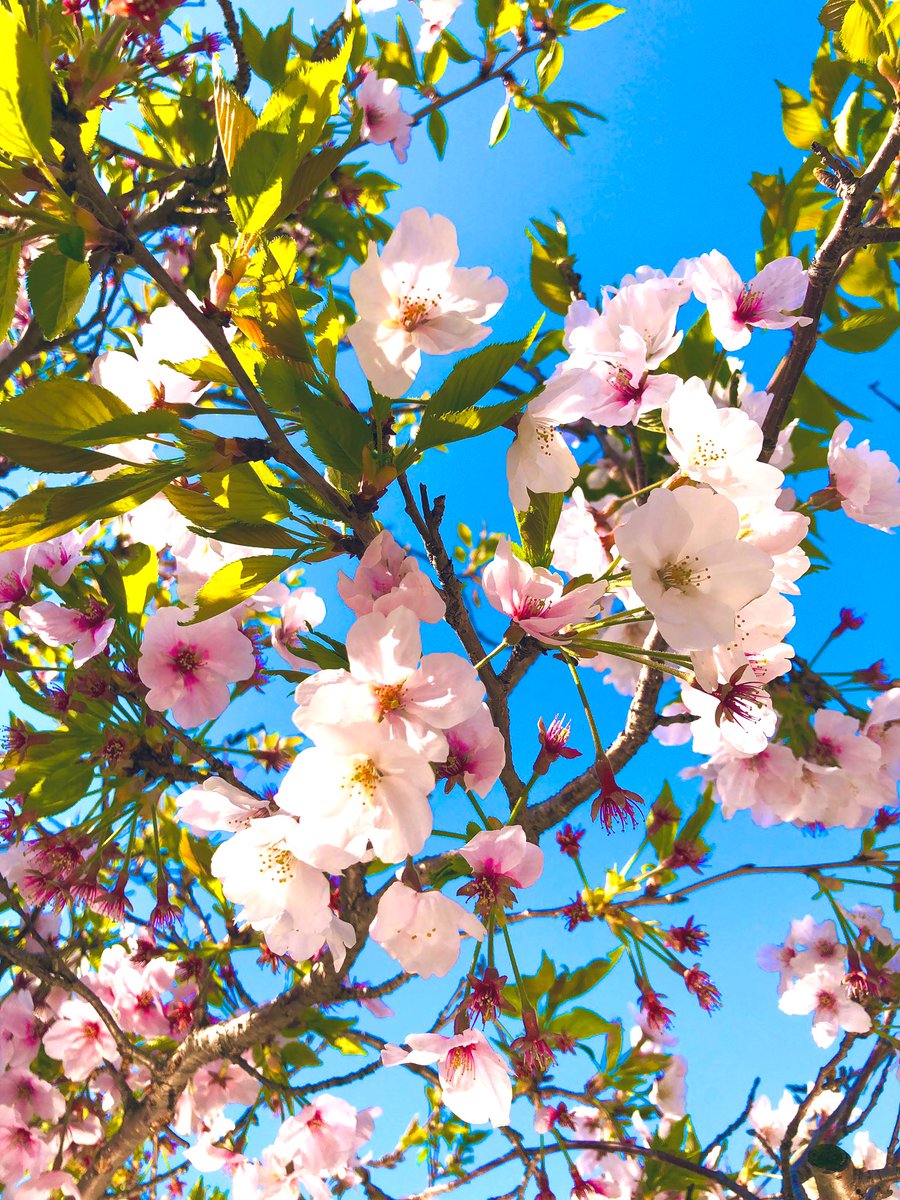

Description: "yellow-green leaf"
778 82 824 149
187 553 291 623
26 253 91 339
569 3 625 31
0 7 52 160
840 0 881 61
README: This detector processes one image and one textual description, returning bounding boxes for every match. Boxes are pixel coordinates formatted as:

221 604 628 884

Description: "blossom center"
345 756 383 805
371 681 407 714
398 291 439 331
260 845 295 884
734 285 765 324
171 643 205 677
444 1044 476 1084
657 556 709 592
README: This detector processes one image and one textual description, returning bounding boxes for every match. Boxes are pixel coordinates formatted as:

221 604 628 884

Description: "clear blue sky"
7 0 900 1191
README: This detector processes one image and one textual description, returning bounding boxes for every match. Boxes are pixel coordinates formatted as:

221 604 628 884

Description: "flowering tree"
2 0 900 1198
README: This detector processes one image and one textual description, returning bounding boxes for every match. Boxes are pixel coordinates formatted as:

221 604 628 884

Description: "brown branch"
761 106 900 459
216 0 251 96
397 474 523 801
520 626 667 839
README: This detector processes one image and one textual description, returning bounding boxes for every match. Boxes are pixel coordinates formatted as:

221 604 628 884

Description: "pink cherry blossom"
275 1094 375 1179
664 376 784 499
614 486 774 652
211 815 354 967
827 421 900 530
31 530 90 585
689 250 810 350
416 0 461 51
174 1060 260 1135
0 549 33 611
294 607 484 758
0 1106 51 1186
789 916 846 976
434 705 506 797
13 1172 82 1200
174 776 268 837
710 742 805 827
383 1029 512 1126
0 991 42 1070
0 1068 65 1123
347 208 507 397
358 69 413 162
337 529 445 622
749 1090 801 1146
137 606 256 726
19 599 114 667
565 279 684 372
272 586 327 669
458 825 544 890
779 962 871 1047
758 929 801 995
371 881 485 977
275 721 436 867
551 488 611 580
42 998 122 1081
482 537 607 645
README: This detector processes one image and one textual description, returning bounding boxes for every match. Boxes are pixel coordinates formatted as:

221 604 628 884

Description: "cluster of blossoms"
758 907 900 1046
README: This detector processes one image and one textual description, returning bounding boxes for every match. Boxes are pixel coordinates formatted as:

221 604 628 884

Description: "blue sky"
6 0 900 1192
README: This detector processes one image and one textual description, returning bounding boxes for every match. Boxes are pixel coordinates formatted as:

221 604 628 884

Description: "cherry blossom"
417 0 461 51
272 586 327 669
347 208 507 396
689 250 810 350
42 998 121 1081
211 815 354 966
826 421 900 530
614 485 774 651
337 529 445 622
0 1069 65 1123
0 549 33 612
457 825 544 914
293 606 484 757
664 376 784 499
371 881 485 977
0 1106 51 1186
482 537 607 645
18 600 114 667
565 278 684 371
434 706 506 796
358 69 413 161
551 488 611 580
174 776 268 837
275 721 436 866
137 606 256 725
778 962 871 1047
383 1029 512 1126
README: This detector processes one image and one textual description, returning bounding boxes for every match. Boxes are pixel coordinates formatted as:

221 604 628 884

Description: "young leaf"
0 242 21 343
515 489 564 568
427 109 449 159
187 554 292 623
26 253 91 340
569 3 625 32
777 82 824 149
0 7 52 160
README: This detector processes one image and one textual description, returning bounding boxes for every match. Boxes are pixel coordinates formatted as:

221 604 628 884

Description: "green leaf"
547 951 622 1012
314 287 343 377
777 82 824 149
840 0 881 61
536 39 564 93
188 554 292 623
239 9 293 87
515 489 563 569
214 72 258 172
549 1007 614 1040
822 307 900 351
427 108 449 159
569 3 625 31
489 102 511 147
0 431 123 474
260 360 372 477
0 379 131 440
26 253 91 339
834 84 865 156
414 324 541 452
0 7 52 160
0 242 21 343
422 322 542 420
0 461 182 551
